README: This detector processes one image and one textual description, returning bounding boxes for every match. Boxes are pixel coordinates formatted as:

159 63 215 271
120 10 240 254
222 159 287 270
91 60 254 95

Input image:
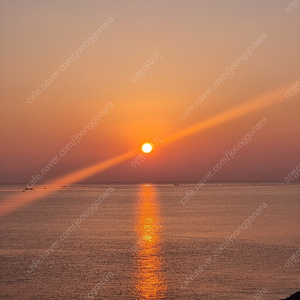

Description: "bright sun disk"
141 143 153 154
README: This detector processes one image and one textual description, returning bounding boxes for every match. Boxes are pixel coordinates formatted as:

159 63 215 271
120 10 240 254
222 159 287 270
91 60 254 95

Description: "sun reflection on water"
133 185 167 299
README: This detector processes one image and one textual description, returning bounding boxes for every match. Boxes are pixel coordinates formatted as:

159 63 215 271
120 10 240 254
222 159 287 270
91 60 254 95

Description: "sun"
141 143 153 154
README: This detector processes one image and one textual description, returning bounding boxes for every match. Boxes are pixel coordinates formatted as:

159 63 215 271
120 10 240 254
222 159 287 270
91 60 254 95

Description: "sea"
0 183 299 300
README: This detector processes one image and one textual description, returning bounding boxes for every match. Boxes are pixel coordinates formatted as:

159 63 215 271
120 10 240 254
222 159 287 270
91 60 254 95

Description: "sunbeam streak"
163 84 290 145
0 84 292 218
0 150 136 217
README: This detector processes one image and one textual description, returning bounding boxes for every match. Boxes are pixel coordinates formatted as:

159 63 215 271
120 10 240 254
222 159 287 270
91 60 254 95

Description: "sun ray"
0 83 291 218
0 150 137 217
163 84 290 145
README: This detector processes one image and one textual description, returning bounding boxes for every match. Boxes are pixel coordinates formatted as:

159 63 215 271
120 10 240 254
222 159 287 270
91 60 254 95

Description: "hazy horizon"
1 181 299 185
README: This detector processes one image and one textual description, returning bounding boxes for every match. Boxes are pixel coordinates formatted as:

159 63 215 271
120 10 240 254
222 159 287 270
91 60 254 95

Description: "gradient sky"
0 0 299 183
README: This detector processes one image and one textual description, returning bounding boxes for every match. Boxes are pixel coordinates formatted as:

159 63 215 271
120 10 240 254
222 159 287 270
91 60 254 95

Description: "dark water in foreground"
0 183 299 299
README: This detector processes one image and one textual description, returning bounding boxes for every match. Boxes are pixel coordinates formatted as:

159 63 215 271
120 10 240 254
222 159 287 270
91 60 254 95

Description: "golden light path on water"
0 84 291 217
133 185 167 299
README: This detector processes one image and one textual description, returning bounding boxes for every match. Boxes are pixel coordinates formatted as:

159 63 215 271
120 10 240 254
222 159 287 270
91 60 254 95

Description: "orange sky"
0 0 299 183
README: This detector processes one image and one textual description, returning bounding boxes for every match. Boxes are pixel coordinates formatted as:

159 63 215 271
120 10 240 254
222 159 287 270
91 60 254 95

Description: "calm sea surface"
0 183 299 299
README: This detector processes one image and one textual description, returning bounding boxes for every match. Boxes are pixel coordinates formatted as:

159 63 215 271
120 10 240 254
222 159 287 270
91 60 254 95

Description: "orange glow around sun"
141 143 153 154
